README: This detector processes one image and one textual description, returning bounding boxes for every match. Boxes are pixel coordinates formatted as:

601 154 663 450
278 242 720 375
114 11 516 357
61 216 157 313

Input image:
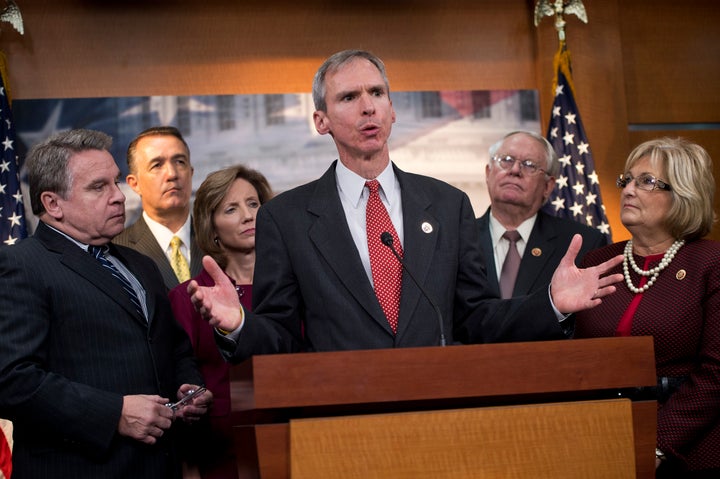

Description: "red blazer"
169 269 252 417
575 239 720 470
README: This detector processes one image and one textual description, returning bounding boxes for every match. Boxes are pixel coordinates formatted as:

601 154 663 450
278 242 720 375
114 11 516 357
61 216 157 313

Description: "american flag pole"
541 41 611 240
535 1 612 241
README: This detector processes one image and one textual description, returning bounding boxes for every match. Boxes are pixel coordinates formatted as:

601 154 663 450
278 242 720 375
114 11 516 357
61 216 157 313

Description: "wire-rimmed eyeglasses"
616 173 672 192
491 155 547 176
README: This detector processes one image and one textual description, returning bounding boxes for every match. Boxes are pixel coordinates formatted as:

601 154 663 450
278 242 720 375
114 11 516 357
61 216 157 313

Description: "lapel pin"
676 269 686 280
421 222 433 234
532 247 542 257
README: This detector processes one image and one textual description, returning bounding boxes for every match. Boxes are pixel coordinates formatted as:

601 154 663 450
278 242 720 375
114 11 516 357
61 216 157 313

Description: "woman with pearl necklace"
574 137 720 478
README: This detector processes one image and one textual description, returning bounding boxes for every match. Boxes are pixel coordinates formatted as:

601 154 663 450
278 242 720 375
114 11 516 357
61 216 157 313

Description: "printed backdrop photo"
13 90 541 232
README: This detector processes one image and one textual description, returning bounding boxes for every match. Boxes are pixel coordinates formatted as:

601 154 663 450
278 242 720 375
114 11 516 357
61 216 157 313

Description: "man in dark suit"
188 50 623 360
478 131 609 298
113 126 203 290
0 129 212 478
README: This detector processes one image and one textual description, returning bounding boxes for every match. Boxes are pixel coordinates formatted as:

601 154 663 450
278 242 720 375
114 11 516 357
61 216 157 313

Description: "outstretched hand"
188 255 243 332
550 234 623 313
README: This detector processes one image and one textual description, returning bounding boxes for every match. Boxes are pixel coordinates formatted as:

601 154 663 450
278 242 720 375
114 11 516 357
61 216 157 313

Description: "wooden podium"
230 337 657 479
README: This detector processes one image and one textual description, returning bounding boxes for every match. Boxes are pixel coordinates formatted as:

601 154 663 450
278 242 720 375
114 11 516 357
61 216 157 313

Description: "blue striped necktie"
88 245 144 317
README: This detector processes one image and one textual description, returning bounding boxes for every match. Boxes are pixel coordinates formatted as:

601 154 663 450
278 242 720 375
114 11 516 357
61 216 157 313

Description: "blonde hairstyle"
193 165 273 269
625 137 715 240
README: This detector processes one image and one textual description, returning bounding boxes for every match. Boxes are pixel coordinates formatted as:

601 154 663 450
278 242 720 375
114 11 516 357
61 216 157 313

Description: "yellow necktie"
170 236 191 282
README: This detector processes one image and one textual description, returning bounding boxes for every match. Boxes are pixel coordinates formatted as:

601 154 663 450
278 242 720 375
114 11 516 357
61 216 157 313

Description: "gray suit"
113 216 203 290
220 162 569 362
0 222 203 479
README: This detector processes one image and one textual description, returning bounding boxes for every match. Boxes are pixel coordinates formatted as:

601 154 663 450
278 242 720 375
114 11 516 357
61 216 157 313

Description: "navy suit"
113 215 203 290
0 222 203 479
219 162 569 362
476 208 609 297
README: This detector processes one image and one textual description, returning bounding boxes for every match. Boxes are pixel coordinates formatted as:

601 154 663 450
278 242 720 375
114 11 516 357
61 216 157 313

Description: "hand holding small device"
165 386 207 411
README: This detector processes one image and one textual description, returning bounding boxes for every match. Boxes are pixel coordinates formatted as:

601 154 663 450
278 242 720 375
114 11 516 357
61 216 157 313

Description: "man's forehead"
137 137 188 160
69 149 118 178
501 135 544 157
328 59 382 84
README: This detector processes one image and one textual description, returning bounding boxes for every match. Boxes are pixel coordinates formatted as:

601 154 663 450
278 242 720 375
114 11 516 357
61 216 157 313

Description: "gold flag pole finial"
534 0 587 42
0 0 24 105
0 0 23 36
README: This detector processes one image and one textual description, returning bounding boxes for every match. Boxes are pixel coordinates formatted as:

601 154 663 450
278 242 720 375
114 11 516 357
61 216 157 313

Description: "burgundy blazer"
574 239 720 470
169 269 252 417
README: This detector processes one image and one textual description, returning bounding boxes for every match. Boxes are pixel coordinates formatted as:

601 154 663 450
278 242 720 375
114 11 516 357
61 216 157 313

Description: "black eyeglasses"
616 173 672 191
491 155 547 176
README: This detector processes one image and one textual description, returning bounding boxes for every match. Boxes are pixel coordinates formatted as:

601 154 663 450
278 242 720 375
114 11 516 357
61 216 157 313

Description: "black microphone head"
380 232 393 247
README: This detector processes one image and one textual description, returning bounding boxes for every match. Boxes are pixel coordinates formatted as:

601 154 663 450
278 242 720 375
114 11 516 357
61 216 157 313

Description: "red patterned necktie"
499 230 522 299
365 179 403 334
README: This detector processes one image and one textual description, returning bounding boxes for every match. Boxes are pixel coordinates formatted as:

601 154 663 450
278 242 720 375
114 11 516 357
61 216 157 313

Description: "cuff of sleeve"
548 284 572 322
215 305 245 336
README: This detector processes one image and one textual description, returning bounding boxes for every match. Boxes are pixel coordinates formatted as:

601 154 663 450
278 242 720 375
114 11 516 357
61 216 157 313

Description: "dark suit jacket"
477 208 609 297
220 162 568 361
0 222 203 479
113 215 203 290
575 240 720 471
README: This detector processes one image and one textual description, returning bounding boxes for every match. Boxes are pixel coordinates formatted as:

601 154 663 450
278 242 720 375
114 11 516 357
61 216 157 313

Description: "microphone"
380 232 447 347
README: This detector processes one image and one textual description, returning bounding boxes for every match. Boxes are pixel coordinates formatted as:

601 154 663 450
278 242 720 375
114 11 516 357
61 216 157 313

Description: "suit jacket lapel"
393 167 440 340
307 163 390 331
476 210 500 295
514 212 557 295
189 230 203 278
35 223 148 325
109 244 156 326
127 217 178 289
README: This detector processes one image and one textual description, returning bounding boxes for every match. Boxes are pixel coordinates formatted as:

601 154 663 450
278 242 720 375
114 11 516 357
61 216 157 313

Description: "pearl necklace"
622 239 685 294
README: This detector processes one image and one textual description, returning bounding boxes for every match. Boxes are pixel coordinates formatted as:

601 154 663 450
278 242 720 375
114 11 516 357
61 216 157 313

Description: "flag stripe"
0 420 11 479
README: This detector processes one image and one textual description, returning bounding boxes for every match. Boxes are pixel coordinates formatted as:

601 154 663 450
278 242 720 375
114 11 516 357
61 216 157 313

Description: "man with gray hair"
188 50 624 359
0 129 211 478
477 130 608 299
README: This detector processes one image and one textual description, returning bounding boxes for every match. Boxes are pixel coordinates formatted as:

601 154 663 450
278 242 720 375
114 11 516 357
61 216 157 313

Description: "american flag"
0 53 27 246
0 52 23 479
541 45 611 240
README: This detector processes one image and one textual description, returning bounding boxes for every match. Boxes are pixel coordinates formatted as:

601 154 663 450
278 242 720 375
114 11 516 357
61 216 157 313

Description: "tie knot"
502 230 521 243
170 236 183 249
88 244 107 259
365 180 380 195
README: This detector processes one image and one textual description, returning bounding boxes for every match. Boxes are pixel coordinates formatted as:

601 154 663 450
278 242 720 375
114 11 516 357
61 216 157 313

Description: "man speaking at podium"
188 50 622 361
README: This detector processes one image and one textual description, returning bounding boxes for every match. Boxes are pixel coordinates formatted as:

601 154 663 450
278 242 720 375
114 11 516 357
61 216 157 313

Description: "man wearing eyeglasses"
477 131 608 299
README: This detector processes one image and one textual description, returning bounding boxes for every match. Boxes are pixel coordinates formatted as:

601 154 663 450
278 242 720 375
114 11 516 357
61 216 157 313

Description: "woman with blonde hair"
574 138 720 477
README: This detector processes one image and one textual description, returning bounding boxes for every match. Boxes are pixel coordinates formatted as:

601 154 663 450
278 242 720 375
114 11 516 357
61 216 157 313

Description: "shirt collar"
142 211 192 252
335 159 398 207
488 211 537 247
